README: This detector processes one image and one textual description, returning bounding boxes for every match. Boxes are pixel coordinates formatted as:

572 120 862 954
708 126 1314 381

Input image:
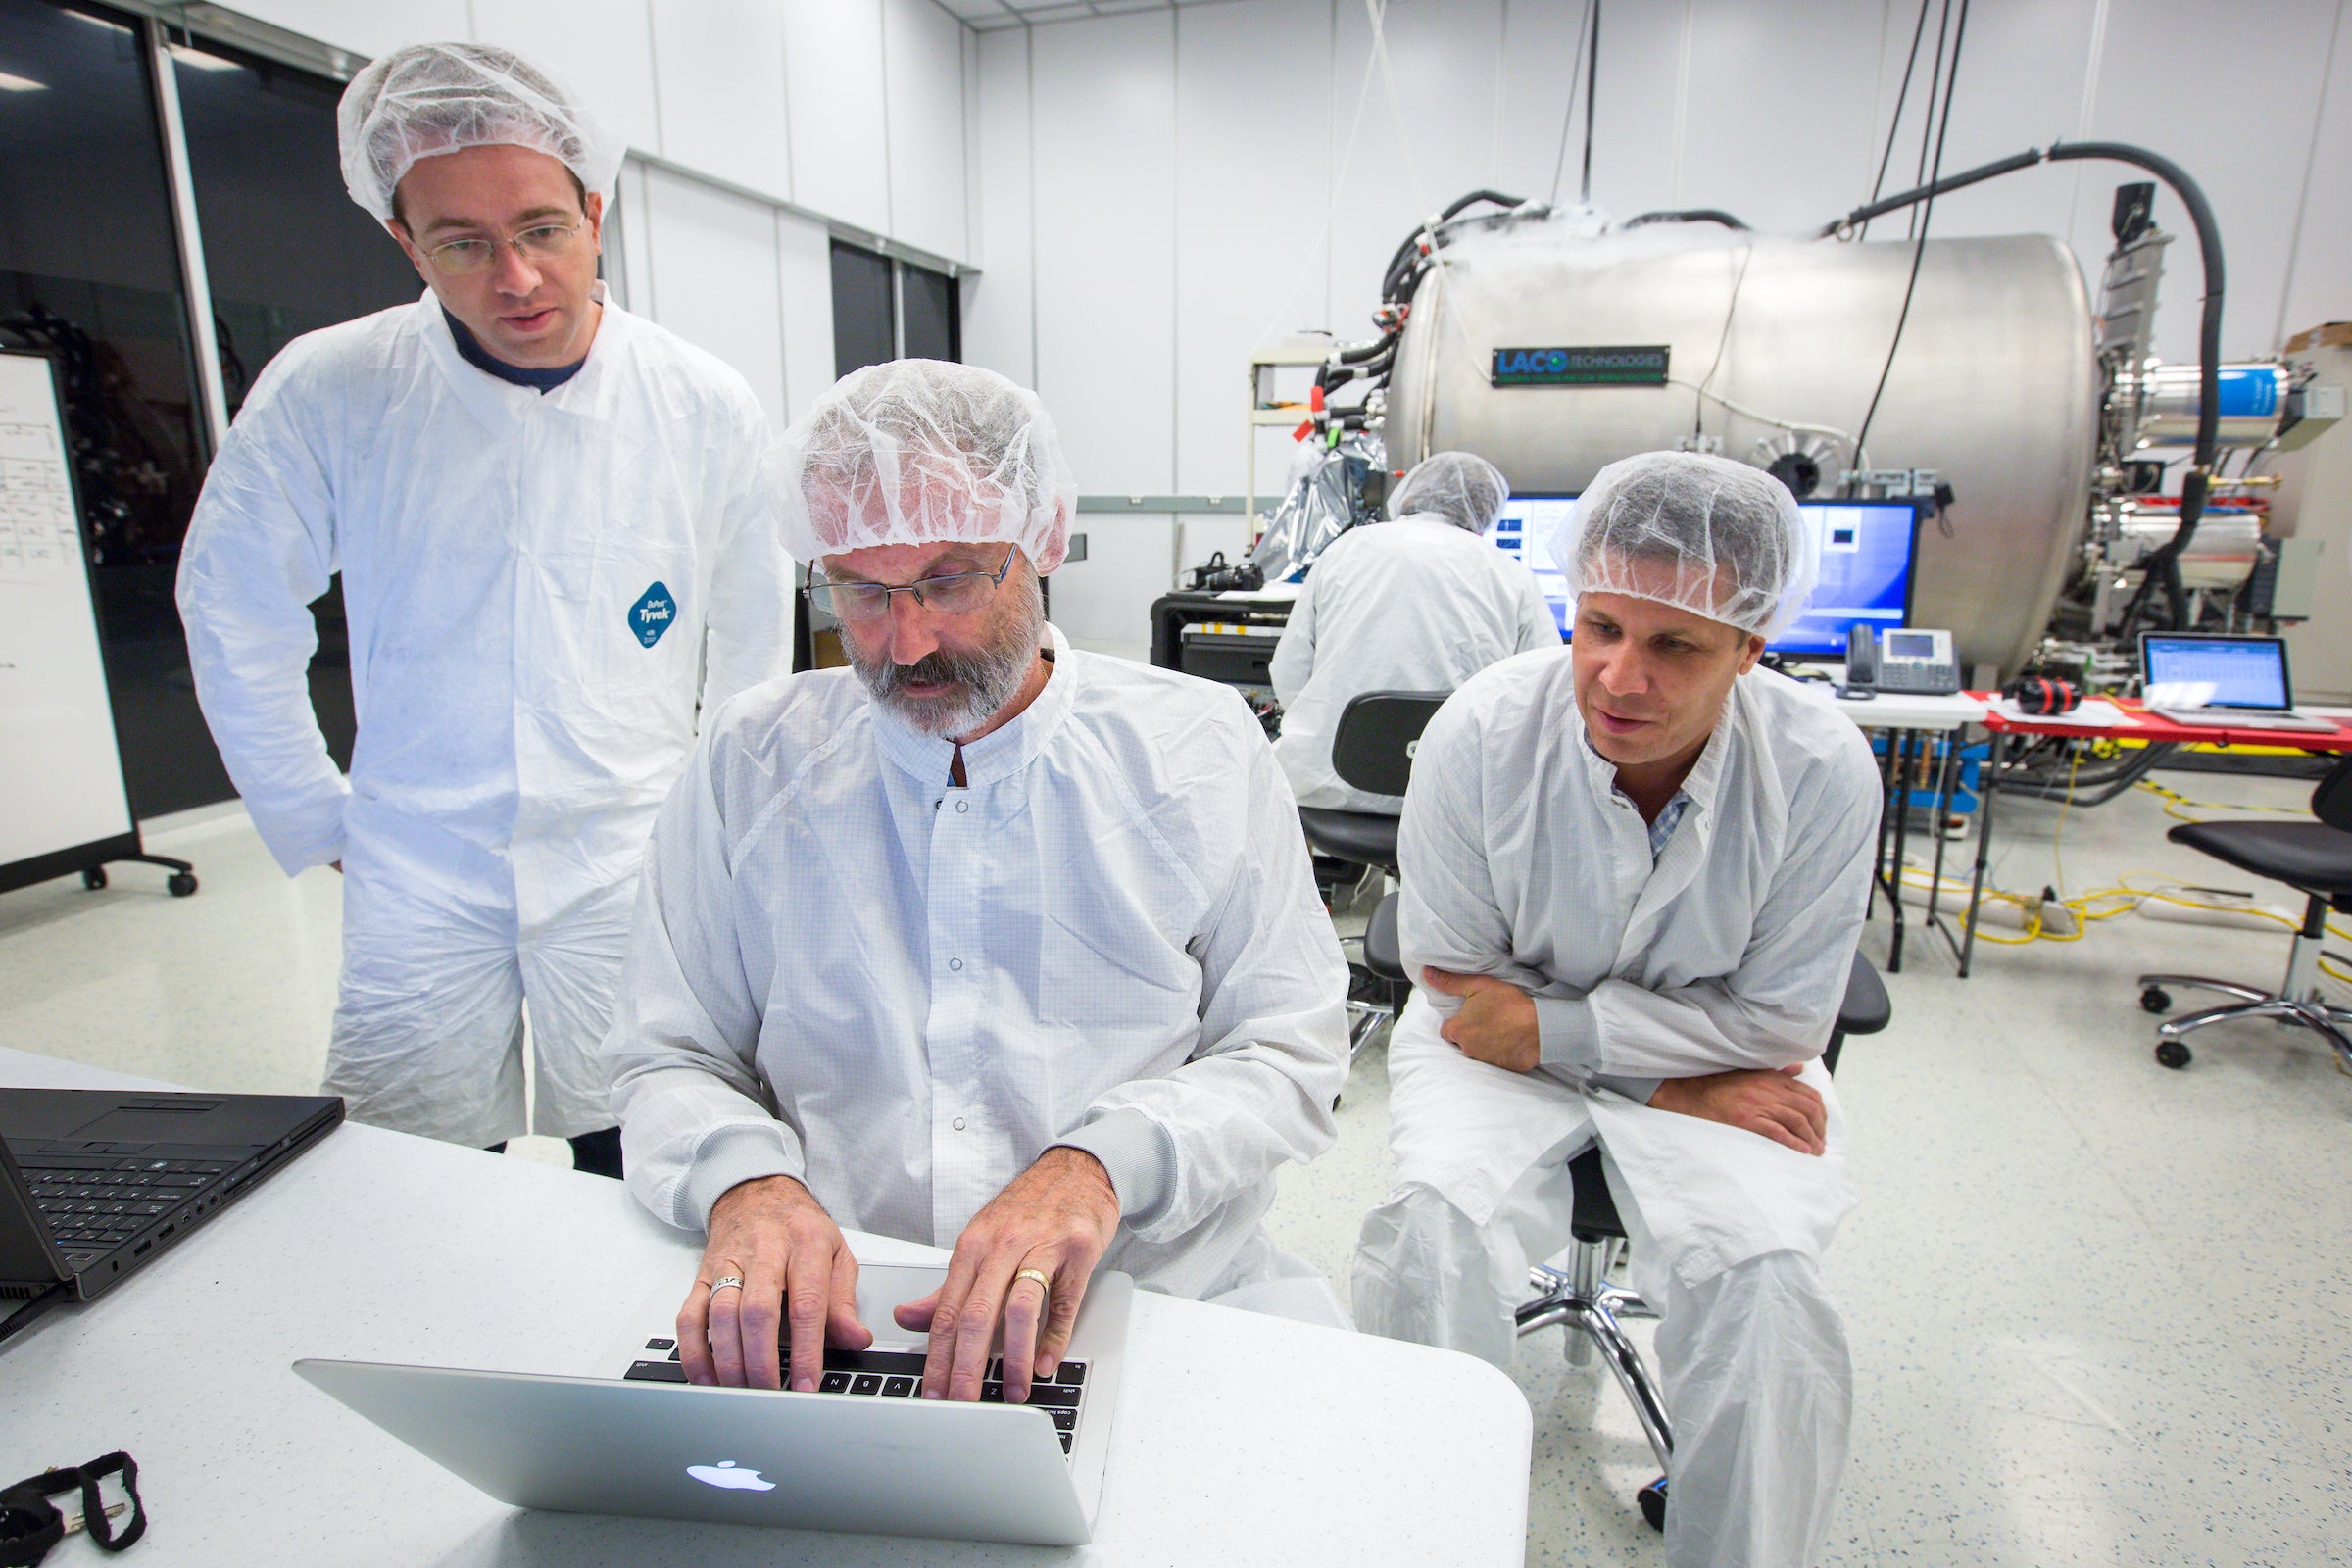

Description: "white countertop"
1 1048 1531 1566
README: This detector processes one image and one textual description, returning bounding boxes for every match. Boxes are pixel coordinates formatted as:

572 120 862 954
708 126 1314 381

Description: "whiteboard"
0 350 136 870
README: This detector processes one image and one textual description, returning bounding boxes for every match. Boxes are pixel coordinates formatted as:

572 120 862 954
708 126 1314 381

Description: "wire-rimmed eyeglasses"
808 546 1019 622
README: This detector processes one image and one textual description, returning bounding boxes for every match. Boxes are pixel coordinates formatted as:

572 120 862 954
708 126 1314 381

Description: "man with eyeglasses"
175 44 786 1173
603 360 1352 1405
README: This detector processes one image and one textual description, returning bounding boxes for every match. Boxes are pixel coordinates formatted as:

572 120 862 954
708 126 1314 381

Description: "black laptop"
2 1088 342 1320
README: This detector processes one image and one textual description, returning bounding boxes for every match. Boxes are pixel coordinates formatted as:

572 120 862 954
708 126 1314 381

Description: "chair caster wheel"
1637 1475 1668 1532
81 866 107 890
2139 987 2171 1014
2155 1039 2191 1069
167 871 199 897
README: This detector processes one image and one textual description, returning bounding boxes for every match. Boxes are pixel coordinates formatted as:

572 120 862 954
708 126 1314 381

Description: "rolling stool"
2136 755 2352 1073
1299 691 1448 1058
1366 897 1890 1534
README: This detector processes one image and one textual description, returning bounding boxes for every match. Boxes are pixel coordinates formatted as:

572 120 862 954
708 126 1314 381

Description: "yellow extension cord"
1905 766 2352 985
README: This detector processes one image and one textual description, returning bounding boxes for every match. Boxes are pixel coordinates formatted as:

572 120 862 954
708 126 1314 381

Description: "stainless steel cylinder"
1386 225 2099 677
2131 363 2289 446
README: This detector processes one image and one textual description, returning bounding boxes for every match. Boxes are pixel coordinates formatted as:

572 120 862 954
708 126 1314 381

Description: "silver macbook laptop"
294 1263 1131 1546
2140 633 2344 733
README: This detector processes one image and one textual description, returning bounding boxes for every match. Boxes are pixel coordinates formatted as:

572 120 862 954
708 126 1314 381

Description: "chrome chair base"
1514 1240 1674 1477
2138 970 2352 1075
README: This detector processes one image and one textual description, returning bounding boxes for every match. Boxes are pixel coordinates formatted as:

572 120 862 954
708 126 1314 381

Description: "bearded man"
602 360 1352 1408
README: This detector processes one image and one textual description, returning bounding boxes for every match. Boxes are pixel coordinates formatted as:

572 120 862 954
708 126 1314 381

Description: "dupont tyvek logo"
629 581 676 648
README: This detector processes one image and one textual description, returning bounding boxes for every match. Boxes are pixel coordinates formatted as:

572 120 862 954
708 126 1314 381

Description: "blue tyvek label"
628 581 676 648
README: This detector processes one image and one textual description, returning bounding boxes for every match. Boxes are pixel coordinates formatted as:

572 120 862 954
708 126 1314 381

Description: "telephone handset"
1841 622 1880 698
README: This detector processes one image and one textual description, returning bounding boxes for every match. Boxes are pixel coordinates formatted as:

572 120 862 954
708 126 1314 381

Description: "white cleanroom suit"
1352 652 1880 1568
1270 516 1558 812
604 624 1353 1322
176 288 788 1146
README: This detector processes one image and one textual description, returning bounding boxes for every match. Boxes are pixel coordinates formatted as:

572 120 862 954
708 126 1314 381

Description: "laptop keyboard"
623 1339 1090 1453
19 1155 232 1260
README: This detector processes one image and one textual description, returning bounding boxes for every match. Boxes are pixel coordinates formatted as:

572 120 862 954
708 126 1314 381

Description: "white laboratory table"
1821 686 1990 973
1 1048 1531 1566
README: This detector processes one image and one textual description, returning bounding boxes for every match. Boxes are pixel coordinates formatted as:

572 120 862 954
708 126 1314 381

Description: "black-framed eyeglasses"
808 545 1019 622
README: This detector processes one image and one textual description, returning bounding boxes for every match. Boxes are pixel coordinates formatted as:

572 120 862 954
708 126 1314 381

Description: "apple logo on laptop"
687 1460 775 1492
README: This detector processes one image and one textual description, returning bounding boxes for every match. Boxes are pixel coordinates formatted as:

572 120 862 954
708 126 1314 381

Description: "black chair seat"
2167 820 2352 898
1299 808 1399 870
1836 951 1890 1037
1364 892 1404 981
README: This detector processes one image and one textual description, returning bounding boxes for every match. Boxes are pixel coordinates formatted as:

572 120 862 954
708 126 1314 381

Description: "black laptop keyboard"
623 1340 1090 1453
19 1156 233 1259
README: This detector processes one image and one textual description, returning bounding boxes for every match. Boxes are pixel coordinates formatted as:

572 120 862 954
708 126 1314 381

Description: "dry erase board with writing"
0 349 136 873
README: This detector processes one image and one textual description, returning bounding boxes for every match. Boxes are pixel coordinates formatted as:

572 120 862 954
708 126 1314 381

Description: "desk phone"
1845 625 1961 697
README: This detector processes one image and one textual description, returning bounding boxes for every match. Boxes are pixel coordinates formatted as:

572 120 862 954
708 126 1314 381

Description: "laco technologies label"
1491 345 1671 387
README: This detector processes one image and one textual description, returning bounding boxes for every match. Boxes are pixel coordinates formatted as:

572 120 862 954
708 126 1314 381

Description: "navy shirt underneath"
443 308 586 392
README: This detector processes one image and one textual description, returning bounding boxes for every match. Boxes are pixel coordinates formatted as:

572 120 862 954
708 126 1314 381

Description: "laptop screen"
2141 635 2291 710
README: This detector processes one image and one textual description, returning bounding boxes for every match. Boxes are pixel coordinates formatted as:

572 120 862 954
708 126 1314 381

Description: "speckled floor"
4 768 2347 1566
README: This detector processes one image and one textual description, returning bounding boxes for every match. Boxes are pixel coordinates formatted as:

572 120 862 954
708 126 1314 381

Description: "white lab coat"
1352 653 1880 1568
177 287 788 1145
1270 515 1557 813
603 625 1352 1314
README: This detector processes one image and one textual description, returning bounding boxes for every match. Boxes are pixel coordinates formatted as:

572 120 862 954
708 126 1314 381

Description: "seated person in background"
1351 453 1880 1568
604 361 1352 1407
1270 451 1560 813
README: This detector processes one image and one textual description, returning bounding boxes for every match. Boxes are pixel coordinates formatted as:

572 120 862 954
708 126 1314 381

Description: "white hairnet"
338 43 622 223
775 360 1077 574
1390 451 1510 532
1546 451 1818 636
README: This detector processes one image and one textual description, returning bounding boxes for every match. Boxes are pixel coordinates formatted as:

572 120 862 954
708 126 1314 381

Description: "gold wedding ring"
1012 1267 1053 1294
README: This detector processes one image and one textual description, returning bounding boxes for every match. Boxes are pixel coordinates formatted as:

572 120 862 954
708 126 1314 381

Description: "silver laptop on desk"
294 1263 1131 1546
2139 633 2344 733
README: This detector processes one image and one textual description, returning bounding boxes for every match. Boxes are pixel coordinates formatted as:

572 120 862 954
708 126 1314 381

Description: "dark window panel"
830 240 893 377
900 261 958 364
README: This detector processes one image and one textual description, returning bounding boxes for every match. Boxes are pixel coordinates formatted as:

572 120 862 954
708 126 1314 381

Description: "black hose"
1623 209 1749 231
1381 190 1533 305
1816 138 2227 630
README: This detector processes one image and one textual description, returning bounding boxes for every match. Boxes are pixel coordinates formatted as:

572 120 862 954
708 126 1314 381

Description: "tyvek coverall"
1270 515 1557 813
1352 652 1880 1568
177 287 788 1146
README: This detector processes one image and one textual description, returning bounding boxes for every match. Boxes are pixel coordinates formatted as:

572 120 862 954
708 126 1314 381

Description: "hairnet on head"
1546 451 1818 636
1390 450 1510 532
338 43 622 223
775 360 1077 574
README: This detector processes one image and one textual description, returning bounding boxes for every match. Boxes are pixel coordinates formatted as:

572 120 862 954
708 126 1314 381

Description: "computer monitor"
1484 494 1920 655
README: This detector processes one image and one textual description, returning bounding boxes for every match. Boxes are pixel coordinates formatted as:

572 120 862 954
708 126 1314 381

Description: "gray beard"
845 592 1045 740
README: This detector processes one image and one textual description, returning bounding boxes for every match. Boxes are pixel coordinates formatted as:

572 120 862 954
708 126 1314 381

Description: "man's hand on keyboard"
1648 1065 1828 1155
893 1147 1119 1406
682 1173 872 1392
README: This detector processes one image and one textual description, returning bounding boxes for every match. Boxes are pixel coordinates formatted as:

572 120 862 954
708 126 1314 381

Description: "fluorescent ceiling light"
167 43 242 72
0 71 47 92
63 8 129 28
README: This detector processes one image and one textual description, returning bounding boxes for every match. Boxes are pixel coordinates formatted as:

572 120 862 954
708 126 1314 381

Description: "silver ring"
710 1275 745 1293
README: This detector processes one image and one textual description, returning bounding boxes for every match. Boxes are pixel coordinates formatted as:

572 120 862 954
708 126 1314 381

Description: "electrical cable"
1851 0 1969 478
1546 0 1596 209
1860 0 1936 240
1907 0 1955 240
1580 0 1600 206
1690 245 1758 443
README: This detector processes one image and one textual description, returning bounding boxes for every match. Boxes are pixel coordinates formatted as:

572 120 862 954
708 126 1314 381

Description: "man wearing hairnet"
1352 452 1878 1567
604 360 1351 1404
175 44 787 1171
1270 451 1558 813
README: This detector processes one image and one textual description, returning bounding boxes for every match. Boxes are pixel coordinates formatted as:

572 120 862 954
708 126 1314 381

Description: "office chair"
1364 900 1889 1532
1298 691 1449 1055
2136 753 2352 1073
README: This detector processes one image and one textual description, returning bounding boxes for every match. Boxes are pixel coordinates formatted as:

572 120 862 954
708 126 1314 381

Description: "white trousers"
1354 1140 1851 1568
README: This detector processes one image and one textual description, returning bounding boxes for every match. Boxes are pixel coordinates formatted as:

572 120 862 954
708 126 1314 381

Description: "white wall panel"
964 26 1035 385
2276 2 2351 344
1173 0 1332 495
651 0 794 201
1673 0 1886 235
884 0 971 261
775 208 839 421
1031 10 1176 492
783 0 893 235
608 158 655 313
1494 0 1596 211
469 0 663 157
641 167 789 427
220 0 471 61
